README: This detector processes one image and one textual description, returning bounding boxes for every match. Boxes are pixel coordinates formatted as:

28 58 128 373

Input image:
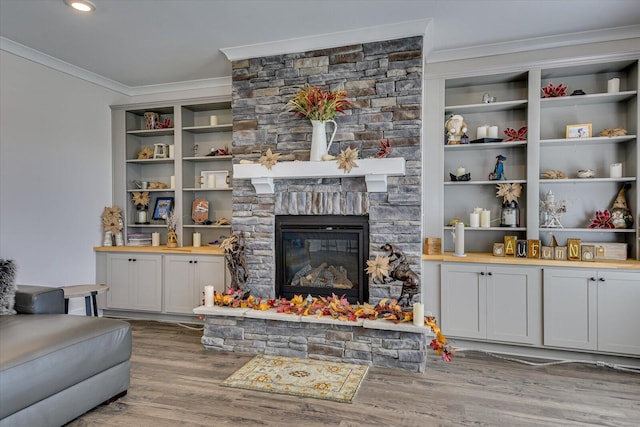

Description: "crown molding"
220 18 433 61
1 36 231 97
428 25 640 63
1 36 131 95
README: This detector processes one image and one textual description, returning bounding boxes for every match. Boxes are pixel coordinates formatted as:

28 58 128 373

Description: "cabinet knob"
589 277 596 282
194 260 198 264
599 277 606 282
189 260 193 264
487 272 493 276
128 258 132 262
480 271 485 276
132 259 136 262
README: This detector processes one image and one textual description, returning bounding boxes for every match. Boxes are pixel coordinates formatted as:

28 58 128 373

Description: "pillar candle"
413 303 425 327
607 78 620 93
488 126 499 138
456 167 466 176
481 209 491 228
476 125 488 139
151 232 160 247
193 232 201 247
454 222 465 256
170 175 175 189
474 207 483 214
470 212 480 228
610 163 622 178
204 285 215 307
210 115 218 126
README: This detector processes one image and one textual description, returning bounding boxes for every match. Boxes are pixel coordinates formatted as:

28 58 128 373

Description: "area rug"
222 354 369 403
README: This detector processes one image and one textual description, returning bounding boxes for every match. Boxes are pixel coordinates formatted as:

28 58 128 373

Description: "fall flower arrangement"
285 84 352 121
210 289 454 362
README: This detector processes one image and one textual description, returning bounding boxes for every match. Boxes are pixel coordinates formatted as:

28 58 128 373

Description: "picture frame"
152 197 174 221
566 123 592 139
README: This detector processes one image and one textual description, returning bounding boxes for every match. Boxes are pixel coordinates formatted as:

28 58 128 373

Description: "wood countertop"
422 252 640 270
94 245 224 255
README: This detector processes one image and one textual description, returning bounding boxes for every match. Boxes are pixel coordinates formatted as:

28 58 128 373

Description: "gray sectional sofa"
0 285 132 427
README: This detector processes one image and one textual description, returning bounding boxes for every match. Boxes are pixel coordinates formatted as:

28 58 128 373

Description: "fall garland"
211 289 454 361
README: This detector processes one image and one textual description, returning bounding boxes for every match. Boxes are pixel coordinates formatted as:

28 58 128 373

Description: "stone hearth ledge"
232 157 406 194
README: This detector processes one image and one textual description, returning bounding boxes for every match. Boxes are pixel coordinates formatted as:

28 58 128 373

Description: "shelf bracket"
364 174 389 192
251 177 274 194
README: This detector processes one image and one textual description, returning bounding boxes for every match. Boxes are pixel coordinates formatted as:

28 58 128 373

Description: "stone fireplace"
230 36 424 302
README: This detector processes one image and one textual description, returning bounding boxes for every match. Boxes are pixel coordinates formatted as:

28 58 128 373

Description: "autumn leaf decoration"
376 139 392 158
101 207 123 234
503 126 528 141
259 148 280 170
541 82 567 98
588 209 615 229
137 146 154 159
337 147 359 173
131 191 150 208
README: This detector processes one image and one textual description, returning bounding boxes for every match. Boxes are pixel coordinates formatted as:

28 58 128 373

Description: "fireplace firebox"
275 215 369 303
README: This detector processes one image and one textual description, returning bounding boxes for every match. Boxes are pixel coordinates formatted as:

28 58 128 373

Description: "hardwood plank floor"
67 320 640 427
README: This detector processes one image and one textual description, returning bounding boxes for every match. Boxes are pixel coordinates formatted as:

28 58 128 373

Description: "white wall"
0 51 125 311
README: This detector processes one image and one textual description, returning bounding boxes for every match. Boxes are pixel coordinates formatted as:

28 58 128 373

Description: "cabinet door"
441 263 486 339
486 266 542 345
597 270 640 356
543 268 597 351
130 254 162 312
106 254 133 309
163 255 197 314
193 256 225 305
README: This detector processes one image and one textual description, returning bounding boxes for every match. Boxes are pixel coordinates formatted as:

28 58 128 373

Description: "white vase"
310 119 337 161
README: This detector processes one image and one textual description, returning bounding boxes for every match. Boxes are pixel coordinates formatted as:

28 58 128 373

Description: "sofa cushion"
0 315 131 419
0 259 17 315
14 285 65 314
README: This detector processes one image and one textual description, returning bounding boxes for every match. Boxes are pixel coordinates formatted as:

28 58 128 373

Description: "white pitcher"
310 120 337 161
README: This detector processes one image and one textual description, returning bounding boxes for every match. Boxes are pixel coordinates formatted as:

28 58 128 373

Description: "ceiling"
1 0 640 89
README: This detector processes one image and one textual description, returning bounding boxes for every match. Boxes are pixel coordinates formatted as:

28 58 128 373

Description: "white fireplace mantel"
233 157 406 194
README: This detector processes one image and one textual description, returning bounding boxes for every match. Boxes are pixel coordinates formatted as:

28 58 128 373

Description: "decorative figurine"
444 114 467 145
489 154 507 180
378 243 421 307
610 183 634 229
539 190 567 228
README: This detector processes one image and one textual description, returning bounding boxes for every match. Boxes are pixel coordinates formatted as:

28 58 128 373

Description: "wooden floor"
67 320 640 427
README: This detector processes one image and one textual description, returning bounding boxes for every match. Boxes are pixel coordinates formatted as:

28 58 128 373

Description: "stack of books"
127 232 152 246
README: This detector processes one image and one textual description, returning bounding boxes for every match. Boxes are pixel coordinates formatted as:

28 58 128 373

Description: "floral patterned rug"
222 354 369 403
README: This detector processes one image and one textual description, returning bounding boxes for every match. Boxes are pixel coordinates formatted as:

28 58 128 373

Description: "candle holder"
500 200 520 227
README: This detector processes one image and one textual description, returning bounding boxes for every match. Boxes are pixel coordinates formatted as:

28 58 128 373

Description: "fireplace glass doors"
275 215 369 303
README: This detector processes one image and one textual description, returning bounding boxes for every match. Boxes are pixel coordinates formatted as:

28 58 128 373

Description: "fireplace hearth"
275 215 369 303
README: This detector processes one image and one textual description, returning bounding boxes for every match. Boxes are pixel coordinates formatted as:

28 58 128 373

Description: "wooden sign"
493 243 505 256
567 239 581 261
424 238 441 255
192 198 209 224
528 240 541 259
554 246 568 260
516 240 528 257
541 246 554 260
504 236 517 256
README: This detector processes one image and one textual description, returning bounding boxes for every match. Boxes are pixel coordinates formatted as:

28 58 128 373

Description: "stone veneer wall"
230 36 423 300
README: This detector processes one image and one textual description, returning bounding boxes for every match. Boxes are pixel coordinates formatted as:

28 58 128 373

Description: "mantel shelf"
233 157 406 194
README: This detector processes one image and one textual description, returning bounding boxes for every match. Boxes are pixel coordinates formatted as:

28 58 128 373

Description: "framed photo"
566 123 592 139
152 197 174 221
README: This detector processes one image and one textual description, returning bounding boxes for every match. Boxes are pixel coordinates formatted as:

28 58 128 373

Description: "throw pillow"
0 259 17 315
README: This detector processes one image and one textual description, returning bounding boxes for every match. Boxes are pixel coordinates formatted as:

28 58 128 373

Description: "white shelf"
539 227 636 233
444 226 526 231
233 157 406 194
183 187 232 192
540 91 637 108
445 179 527 185
126 224 167 228
183 155 232 162
445 99 528 114
126 128 174 137
540 136 636 147
183 224 232 229
540 177 636 184
444 141 527 151
127 188 174 193
126 158 175 164
182 124 233 134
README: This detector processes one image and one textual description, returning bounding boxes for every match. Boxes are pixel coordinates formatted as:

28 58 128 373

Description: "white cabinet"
164 255 226 314
106 253 162 312
544 268 640 355
441 263 541 344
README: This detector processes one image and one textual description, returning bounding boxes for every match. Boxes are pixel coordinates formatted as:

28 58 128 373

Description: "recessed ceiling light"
64 0 96 12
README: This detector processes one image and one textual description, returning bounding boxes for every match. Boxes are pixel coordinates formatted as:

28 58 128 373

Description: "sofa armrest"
15 285 65 314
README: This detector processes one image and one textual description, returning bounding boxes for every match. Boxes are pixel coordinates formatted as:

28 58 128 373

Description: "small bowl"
577 169 595 178
450 172 471 182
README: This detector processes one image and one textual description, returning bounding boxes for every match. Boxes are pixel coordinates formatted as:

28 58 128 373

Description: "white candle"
481 210 491 228
474 207 483 214
454 222 465 256
610 163 622 178
470 212 480 228
193 232 201 248
151 232 160 247
413 303 425 327
477 125 488 139
210 115 218 126
204 285 215 307
168 144 175 159
488 126 499 138
607 78 620 93
456 167 466 176
170 175 175 189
